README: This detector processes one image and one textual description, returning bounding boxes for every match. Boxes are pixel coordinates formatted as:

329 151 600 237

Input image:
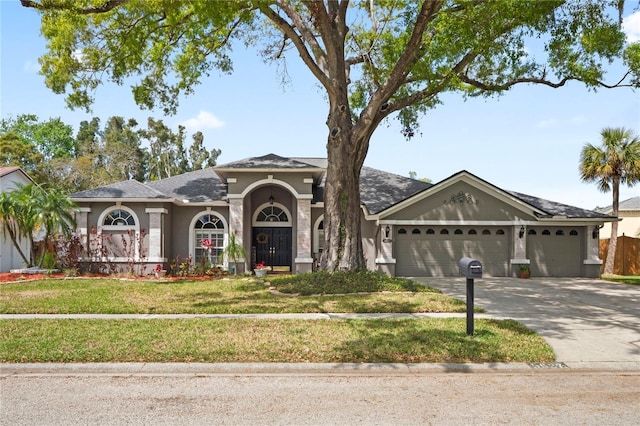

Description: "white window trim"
95 205 142 261
188 210 229 267
252 202 293 227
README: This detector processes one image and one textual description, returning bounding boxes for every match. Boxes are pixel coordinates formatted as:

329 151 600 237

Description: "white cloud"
182 110 225 130
623 11 640 43
23 60 40 73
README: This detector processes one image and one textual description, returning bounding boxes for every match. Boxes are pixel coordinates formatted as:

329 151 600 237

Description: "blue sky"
1 1 639 210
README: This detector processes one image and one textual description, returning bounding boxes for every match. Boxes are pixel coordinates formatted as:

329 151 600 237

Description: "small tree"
580 127 640 275
222 232 247 275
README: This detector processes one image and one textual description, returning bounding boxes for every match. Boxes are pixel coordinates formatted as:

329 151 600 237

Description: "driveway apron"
413 277 640 364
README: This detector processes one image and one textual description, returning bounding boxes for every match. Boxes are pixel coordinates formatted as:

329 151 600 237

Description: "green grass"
0 318 554 363
602 275 640 285
0 275 468 314
0 272 555 363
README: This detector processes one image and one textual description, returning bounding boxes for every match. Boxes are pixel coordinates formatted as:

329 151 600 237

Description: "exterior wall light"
519 225 525 238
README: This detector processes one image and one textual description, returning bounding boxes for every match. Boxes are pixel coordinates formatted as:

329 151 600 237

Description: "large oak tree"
22 0 640 271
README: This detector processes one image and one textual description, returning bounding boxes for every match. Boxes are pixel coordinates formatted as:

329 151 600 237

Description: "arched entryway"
252 203 292 271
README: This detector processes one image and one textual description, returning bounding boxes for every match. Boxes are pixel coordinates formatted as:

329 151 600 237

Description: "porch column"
295 198 313 273
375 224 396 276
510 224 529 276
584 225 603 278
145 208 167 263
76 207 91 256
228 197 246 272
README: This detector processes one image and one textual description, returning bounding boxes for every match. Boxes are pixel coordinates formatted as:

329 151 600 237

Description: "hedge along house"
70 154 615 278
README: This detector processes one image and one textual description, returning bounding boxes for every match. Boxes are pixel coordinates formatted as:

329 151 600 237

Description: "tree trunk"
603 179 620 275
321 116 367 272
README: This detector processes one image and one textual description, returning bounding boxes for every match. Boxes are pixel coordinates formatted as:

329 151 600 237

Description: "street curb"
2 362 639 377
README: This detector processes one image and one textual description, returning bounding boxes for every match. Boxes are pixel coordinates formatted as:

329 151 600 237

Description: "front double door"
252 227 292 271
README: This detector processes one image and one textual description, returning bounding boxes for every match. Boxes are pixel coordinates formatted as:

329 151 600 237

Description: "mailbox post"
459 257 482 336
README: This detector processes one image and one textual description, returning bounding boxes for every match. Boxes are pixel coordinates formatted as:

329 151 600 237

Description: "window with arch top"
194 213 225 264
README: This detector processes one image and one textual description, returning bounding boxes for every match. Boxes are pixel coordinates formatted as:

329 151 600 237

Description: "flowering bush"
254 260 268 270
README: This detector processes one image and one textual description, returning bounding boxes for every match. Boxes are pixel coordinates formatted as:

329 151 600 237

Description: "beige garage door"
395 226 510 277
526 227 583 277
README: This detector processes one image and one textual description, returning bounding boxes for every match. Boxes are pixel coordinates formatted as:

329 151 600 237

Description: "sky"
1 1 639 211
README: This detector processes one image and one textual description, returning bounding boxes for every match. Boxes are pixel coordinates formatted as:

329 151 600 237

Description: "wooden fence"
599 236 640 276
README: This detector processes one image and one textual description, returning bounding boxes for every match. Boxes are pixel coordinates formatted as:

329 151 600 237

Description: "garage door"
395 226 510 277
527 227 583 277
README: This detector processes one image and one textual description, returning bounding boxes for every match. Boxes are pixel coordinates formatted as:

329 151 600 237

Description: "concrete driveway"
413 277 640 367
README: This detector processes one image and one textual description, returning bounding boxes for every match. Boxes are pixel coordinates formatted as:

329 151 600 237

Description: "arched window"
257 205 288 222
313 217 325 256
440 229 449 235
482 229 491 235
97 206 141 260
412 228 421 234
556 230 565 236
570 230 578 236
496 229 505 235
398 228 407 234
103 209 135 227
454 229 463 235
542 229 551 235
426 228 435 235
528 229 537 235
468 229 477 235
194 213 225 265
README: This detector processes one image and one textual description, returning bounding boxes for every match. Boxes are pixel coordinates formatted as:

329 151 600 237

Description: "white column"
375 224 396 275
295 198 313 273
510 224 529 265
145 208 167 262
228 198 246 272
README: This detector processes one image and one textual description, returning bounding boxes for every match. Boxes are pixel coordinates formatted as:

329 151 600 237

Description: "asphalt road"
2 367 640 425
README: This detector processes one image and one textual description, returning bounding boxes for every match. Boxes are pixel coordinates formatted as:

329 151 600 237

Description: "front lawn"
0 273 467 314
602 275 640 285
0 318 554 363
0 272 555 363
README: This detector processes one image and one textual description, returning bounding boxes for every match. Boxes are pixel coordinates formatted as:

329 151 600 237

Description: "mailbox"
459 257 482 279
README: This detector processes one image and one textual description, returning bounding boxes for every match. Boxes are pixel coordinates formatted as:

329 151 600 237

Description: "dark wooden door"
253 227 292 270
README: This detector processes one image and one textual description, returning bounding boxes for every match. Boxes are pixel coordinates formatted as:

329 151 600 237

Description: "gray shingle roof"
70 155 611 219
507 191 612 219
596 196 640 213
71 179 169 200
216 153 322 170
146 168 226 203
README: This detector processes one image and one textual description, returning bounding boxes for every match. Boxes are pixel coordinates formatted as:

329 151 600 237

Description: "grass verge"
0 276 468 314
602 275 640 285
0 318 554 363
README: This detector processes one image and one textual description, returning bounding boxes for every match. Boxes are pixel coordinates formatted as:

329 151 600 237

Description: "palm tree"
222 231 247 276
33 185 77 267
0 190 30 266
0 183 77 268
580 127 640 275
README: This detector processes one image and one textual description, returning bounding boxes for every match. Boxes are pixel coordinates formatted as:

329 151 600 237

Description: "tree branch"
21 0 130 14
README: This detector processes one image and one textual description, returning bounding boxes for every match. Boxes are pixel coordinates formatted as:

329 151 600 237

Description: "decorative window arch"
528 229 537 235
189 211 228 266
570 229 579 236
412 228 421 234
426 228 435 235
99 206 138 230
496 229 505 235
468 229 477 235
398 228 407 234
440 229 449 235
252 202 292 227
542 229 551 235
454 229 463 235
482 229 491 235
556 230 565 236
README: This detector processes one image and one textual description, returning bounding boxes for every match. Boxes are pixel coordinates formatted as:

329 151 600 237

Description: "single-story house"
597 196 640 239
70 154 615 277
0 166 33 272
